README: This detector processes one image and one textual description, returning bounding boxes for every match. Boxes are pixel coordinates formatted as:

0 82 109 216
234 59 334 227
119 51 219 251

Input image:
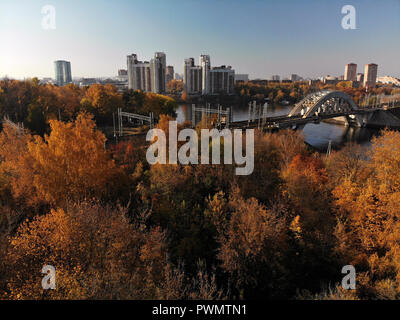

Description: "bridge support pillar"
345 114 364 127
293 124 305 131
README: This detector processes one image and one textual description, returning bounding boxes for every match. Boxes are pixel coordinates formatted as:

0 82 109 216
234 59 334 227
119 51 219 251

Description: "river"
176 103 381 152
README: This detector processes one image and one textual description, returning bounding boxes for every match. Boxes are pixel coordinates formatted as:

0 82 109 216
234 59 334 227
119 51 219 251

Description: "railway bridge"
230 90 400 130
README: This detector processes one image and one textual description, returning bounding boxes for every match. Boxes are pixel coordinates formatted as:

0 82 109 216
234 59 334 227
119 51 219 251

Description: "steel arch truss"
288 91 358 118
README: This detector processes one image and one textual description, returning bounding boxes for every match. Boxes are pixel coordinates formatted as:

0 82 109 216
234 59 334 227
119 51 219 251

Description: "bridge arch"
288 91 358 119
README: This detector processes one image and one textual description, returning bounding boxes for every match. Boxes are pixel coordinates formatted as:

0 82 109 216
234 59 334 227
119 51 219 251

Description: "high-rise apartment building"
271 75 280 81
150 52 167 93
344 63 357 81
200 55 211 95
127 52 167 93
357 73 364 83
210 66 235 95
54 60 72 86
127 54 151 91
184 56 235 95
166 66 174 84
183 58 202 94
364 63 378 88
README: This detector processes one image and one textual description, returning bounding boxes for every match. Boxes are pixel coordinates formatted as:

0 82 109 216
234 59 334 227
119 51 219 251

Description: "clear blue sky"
1 0 399 79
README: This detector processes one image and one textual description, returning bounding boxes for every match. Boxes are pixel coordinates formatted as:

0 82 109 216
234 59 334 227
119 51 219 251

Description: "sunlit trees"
234 131 282 204
235 130 307 204
142 93 177 118
217 188 289 299
282 154 340 293
331 130 400 299
0 123 36 209
122 90 177 119
181 91 189 102
3 77 400 300
5 202 171 299
0 113 123 208
83 84 124 124
27 113 123 207
167 80 184 94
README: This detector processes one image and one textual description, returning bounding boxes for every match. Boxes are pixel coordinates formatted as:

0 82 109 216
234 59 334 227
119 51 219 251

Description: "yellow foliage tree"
27 113 121 206
0 113 122 208
4 202 169 299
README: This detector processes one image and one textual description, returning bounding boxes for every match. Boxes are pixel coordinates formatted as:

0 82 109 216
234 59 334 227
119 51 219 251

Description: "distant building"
117 69 128 82
200 55 211 95
235 74 249 82
271 75 280 81
377 76 400 86
150 52 167 93
183 55 235 95
174 73 183 81
323 75 338 85
127 54 151 92
127 52 167 93
344 63 357 81
308 79 321 86
54 60 72 86
78 78 99 87
210 66 235 95
184 58 202 94
364 63 378 88
250 79 268 86
166 66 174 84
118 69 128 76
357 73 364 83
290 74 302 82
350 81 361 88
39 77 55 85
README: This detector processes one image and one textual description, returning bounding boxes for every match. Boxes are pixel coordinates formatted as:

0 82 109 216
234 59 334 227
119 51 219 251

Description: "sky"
0 0 399 80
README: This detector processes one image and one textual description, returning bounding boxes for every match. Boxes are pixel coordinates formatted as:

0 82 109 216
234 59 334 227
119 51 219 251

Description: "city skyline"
0 0 399 79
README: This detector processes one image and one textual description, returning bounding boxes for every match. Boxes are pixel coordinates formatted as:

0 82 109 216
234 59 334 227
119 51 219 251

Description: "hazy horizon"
1 0 399 80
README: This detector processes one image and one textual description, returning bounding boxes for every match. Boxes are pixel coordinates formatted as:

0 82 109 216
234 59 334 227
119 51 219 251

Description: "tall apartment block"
184 58 202 94
127 54 151 92
200 55 211 95
166 66 174 84
54 60 72 86
184 55 235 95
344 63 357 81
150 52 167 93
210 66 235 95
127 52 167 93
364 63 378 88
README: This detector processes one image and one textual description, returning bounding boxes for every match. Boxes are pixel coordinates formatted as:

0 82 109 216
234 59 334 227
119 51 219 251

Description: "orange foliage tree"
0 113 123 208
4 202 170 299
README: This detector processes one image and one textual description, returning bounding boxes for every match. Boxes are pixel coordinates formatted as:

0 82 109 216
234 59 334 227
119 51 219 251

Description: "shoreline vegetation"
1 78 398 136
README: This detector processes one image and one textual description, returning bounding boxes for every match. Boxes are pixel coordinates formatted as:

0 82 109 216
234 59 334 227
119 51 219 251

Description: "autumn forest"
1 79 400 300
